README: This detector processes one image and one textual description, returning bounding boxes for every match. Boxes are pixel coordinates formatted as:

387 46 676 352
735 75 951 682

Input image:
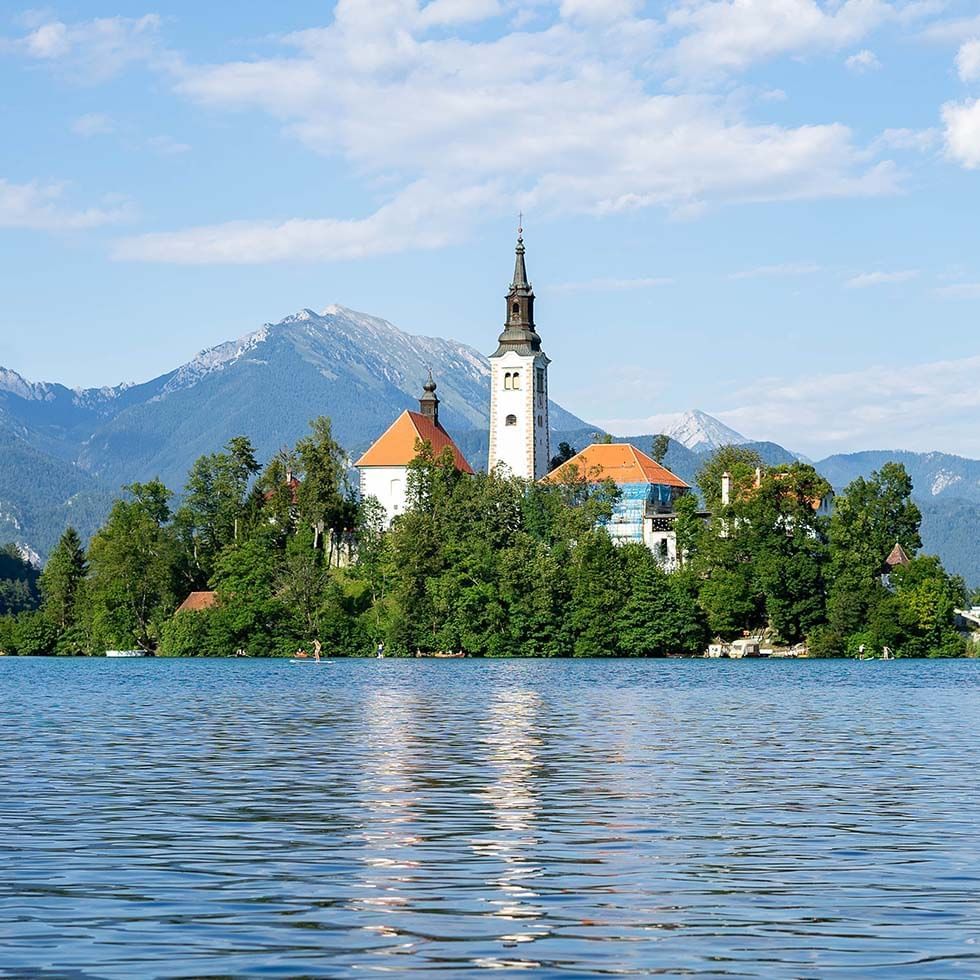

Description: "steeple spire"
512 214 529 290
418 369 440 426
494 224 541 356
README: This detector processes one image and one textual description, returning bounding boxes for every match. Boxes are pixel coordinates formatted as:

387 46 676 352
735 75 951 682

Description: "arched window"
505 414 517 426
512 301 520 317
511 371 521 390
503 372 511 390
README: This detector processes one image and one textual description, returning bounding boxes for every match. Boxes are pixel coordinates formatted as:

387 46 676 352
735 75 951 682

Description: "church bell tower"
487 227 551 480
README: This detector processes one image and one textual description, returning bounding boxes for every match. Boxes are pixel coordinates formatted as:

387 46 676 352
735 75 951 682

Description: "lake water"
2 658 980 978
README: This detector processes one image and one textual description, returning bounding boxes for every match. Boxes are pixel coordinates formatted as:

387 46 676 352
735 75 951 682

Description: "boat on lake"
105 650 151 658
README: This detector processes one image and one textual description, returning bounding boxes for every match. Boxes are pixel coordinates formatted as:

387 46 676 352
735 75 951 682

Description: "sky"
2 0 980 458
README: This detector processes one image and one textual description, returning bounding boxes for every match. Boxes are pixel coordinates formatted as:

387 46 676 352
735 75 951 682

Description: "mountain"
660 409 749 453
2 312 977 585
0 305 589 557
815 450 980 503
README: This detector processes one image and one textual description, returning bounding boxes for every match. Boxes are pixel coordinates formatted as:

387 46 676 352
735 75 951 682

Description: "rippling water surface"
2 658 980 977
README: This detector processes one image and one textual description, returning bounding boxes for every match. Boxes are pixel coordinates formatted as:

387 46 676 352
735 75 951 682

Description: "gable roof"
355 410 474 473
176 591 218 614
542 443 689 488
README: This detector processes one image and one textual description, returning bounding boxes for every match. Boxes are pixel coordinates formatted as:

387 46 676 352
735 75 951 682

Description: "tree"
548 441 577 472
39 526 88 653
651 434 670 465
828 463 922 639
0 543 40 616
696 445 764 513
742 464 831 642
175 437 260 585
295 416 354 563
86 481 181 652
891 556 967 657
569 531 624 656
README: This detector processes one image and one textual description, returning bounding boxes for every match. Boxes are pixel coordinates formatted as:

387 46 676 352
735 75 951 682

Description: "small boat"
432 651 466 658
105 650 150 658
290 659 332 665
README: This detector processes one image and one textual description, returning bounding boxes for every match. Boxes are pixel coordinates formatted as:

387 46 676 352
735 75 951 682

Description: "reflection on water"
2 657 980 977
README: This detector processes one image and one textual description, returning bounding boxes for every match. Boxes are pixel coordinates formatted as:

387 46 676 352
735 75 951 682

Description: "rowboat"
105 650 150 658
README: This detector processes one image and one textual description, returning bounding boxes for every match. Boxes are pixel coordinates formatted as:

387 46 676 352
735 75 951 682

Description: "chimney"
419 372 440 426
721 471 731 506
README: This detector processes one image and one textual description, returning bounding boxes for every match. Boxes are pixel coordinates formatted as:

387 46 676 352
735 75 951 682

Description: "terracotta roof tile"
176 591 218 614
542 443 689 488
355 411 474 473
886 542 911 567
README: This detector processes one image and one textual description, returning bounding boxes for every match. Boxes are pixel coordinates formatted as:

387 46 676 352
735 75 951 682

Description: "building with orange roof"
356 375 473 525
721 466 834 517
543 442 695 565
175 591 218 614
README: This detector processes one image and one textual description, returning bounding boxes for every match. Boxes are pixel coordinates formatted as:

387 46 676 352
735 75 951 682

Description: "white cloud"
716 353 980 455
419 0 502 26
936 282 980 298
71 112 114 136
872 127 939 151
550 276 674 291
955 38 980 82
599 353 980 455
845 269 919 287
7 14 163 82
113 180 494 263
942 97 980 168
729 261 821 279
921 14 980 44
0 177 133 231
845 48 882 71
146 135 190 155
666 0 891 79
560 0 641 22
116 5 901 263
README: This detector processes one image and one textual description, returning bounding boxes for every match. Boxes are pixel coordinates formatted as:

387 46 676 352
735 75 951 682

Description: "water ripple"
1 658 979 977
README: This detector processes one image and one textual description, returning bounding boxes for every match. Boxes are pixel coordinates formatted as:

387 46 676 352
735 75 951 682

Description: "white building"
487 230 551 481
355 376 473 526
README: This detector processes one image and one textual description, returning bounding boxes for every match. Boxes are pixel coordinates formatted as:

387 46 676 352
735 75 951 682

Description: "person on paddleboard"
313 639 322 663
376 641 384 658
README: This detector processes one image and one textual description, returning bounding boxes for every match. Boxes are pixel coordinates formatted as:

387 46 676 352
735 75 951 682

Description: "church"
356 231 691 565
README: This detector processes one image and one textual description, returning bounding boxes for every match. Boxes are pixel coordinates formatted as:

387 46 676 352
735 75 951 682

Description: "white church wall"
359 465 408 527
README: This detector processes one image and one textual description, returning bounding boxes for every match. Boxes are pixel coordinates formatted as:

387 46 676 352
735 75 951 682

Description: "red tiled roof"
542 443 689 488
176 591 218 614
263 475 300 503
355 411 474 473
886 542 911 567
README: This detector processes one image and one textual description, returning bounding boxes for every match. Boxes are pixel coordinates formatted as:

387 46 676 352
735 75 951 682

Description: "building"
721 467 835 518
543 443 693 566
176 591 218 614
355 376 474 526
487 228 551 481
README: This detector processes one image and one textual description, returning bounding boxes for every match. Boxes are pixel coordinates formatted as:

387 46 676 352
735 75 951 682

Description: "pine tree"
39 526 88 652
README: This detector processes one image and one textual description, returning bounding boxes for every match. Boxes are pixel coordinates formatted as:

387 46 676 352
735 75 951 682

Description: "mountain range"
1 305 977 585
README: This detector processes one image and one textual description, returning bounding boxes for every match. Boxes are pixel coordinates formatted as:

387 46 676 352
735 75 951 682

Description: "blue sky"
3 0 980 457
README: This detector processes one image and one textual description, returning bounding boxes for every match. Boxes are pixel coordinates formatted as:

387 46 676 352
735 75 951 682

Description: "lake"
2 657 979 977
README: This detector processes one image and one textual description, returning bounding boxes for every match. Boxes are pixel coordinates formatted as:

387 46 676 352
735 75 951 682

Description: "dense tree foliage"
0 425 969 659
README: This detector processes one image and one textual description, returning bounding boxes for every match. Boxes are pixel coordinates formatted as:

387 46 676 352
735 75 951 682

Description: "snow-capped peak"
664 410 750 453
159 325 271 396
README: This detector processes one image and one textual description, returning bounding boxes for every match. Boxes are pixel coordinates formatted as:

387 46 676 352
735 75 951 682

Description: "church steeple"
418 370 439 426
494 226 541 356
